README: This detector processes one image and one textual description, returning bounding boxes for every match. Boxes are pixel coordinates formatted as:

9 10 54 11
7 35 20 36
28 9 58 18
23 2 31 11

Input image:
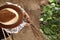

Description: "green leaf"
39 18 43 21
51 3 55 6
49 0 55 3
47 10 53 16
43 27 55 35
49 35 57 40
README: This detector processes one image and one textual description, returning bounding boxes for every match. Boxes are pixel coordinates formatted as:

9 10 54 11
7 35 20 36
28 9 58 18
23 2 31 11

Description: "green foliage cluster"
40 0 60 40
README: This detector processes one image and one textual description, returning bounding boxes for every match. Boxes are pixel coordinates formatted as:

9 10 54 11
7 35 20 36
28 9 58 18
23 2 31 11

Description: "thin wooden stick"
6 32 12 40
25 18 43 40
2 28 12 40
11 33 14 40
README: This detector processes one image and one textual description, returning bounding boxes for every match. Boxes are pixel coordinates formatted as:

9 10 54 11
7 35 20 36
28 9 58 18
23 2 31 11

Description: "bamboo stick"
1 28 7 40
25 18 43 40
1 28 12 40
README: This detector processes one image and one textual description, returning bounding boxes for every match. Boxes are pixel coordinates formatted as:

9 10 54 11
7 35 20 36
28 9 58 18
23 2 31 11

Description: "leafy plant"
40 0 60 40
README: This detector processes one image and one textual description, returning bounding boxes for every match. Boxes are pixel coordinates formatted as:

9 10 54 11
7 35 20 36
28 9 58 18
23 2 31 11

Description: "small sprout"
40 29 44 33
39 18 43 21
51 3 55 6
